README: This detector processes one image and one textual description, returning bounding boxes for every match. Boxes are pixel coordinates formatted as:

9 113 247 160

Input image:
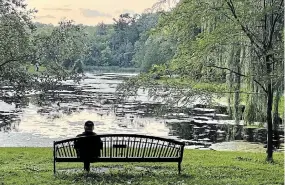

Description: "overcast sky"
26 0 159 25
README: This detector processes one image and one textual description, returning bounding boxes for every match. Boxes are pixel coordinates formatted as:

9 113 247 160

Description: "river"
0 72 267 152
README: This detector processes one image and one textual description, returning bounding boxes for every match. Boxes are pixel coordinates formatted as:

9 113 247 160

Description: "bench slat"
114 137 117 157
121 136 123 156
142 138 148 158
169 145 176 157
67 142 72 157
126 136 130 158
164 142 171 157
175 147 180 157
158 141 165 158
136 138 142 157
131 137 136 157
103 137 106 157
119 137 123 157
57 146 62 157
153 139 159 157
62 143 68 157
55 147 59 157
147 139 154 157
110 137 113 158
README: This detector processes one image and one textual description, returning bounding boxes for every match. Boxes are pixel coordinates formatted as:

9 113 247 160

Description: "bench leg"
178 162 181 174
53 159 56 175
84 161 90 172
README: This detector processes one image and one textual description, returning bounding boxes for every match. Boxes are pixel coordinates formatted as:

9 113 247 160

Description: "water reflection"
0 73 175 146
0 73 234 147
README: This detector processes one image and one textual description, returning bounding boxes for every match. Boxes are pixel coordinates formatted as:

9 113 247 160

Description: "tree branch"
0 55 31 68
213 91 267 95
268 0 284 50
206 64 268 93
224 0 264 52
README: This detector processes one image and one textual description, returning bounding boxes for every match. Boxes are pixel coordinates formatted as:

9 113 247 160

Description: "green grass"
244 125 263 129
26 65 46 74
0 148 283 185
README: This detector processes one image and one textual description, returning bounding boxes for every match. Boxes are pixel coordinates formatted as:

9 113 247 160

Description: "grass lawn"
0 148 283 185
26 65 46 74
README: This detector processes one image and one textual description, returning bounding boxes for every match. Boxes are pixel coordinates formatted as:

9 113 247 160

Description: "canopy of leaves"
0 1 88 94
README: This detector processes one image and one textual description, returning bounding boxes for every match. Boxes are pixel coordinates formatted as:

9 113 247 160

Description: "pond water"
0 73 176 146
0 72 266 151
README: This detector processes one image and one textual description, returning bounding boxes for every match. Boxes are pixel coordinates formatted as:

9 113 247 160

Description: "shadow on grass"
56 166 192 184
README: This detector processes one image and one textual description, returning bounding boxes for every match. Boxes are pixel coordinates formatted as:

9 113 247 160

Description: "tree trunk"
266 56 273 162
273 86 281 131
226 46 235 119
227 93 232 118
233 46 242 140
266 84 273 162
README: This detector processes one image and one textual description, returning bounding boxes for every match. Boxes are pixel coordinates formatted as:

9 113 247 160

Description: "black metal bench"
53 134 185 174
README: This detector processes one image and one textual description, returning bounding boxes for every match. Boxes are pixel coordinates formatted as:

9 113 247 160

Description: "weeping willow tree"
118 0 284 162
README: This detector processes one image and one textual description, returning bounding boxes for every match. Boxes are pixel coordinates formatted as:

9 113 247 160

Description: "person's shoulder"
76 133 85 137
77 132 97 137
88 132 97 136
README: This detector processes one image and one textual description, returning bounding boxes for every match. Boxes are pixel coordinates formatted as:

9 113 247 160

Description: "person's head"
84 121 94 132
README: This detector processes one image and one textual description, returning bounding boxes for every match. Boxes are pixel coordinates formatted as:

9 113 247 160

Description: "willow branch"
268 0 284 49
224 0 263 52
206 64 268 93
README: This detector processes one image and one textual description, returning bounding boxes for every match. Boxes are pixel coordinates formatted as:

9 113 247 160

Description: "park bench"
53 134 185 174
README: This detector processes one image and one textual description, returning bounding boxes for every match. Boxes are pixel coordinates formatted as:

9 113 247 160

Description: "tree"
32 20 88 89
80 13 162 68
0 0 38 94
0 1 88 95
118 0 284 162
96 22 108 35
110 13 139 67
132 34 177 71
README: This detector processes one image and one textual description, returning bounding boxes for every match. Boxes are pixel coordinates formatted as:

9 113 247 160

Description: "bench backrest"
54 134 185 159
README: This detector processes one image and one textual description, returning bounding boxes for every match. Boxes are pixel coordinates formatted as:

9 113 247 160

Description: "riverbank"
0 148 283 185
83 66 140 73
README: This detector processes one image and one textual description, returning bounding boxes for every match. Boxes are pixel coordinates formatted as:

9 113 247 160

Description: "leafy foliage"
0 1 88 94
117 0 284 161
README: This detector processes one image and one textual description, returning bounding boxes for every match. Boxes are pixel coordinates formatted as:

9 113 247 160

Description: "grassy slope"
0 148 283 185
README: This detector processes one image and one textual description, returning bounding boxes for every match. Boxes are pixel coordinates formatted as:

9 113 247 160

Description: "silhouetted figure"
74 121 103 172
35 62 39 71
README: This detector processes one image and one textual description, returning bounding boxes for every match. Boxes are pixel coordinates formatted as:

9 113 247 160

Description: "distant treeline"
35 12 177 72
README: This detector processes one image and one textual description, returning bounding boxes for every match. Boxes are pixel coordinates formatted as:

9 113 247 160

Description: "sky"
26 0 160 25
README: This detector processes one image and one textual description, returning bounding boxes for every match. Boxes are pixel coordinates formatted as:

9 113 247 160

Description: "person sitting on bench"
74 121 103 172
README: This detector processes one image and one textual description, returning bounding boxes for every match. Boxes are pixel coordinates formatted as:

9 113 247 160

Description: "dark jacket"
74 132 103 159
